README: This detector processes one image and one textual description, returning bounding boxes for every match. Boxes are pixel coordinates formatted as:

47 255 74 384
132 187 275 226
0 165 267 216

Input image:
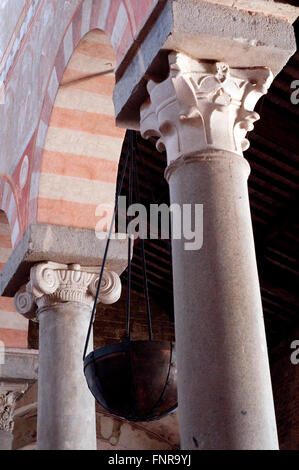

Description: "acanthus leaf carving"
140 52 273 162
0 391 19 433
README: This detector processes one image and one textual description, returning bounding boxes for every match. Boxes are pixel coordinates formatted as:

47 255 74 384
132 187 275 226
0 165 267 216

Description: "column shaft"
140 52 279 450
37 301 96 450
168 152 278 449
14 262 122 450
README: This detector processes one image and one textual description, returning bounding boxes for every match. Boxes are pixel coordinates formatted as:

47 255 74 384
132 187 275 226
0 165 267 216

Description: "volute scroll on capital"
14 262 122 319
140 51 273 164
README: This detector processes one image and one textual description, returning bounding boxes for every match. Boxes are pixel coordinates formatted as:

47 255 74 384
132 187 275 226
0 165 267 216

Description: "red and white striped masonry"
0 177 20 249
36 29 125 229
0 1 159 348
0 210 28 348
1 0 160 248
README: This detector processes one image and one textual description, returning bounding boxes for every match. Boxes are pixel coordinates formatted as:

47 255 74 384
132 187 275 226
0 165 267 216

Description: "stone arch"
28 1 129 230
95 409 180 450
0 0 158 241
13 390 180 450
0 181 20 249
0 209 28 348
26 0 159 231
33 28 125 230
0 209 12 271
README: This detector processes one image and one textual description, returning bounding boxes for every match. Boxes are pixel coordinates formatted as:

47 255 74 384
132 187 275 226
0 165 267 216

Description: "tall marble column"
140 52 278 450
14 262 121 450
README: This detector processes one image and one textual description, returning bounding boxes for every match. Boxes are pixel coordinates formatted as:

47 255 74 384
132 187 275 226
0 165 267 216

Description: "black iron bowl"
84 340 177 422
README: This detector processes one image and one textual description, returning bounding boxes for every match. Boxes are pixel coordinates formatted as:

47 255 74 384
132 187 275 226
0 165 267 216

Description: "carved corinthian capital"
0 383 28 433
14 262 121 318
140 52 273 162
0 386 25 433
0 391 17 432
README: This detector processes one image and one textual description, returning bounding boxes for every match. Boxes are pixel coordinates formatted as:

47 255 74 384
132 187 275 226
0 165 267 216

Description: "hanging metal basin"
84 340 177 422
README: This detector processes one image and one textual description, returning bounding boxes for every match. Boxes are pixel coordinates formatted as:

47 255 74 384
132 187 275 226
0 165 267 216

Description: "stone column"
140 52 278 450
14 262 121 450
0 384 27 450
